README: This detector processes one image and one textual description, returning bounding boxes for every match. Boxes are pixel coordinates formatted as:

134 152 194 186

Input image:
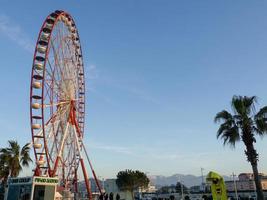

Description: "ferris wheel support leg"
81 141 103 195
74 168 78 193
72 124 92 200
80 158 92 200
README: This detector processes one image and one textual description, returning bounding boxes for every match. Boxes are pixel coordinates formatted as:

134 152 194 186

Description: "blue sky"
0 0 267 179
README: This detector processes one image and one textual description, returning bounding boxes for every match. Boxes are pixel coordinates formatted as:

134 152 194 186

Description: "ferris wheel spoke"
65 41 78 94
52 122 70 175
32 111 61 141
40 119 60 153
45 60 62 90
47 120 62 165
50 40 66 87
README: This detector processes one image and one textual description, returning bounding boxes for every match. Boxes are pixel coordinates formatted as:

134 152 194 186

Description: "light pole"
232 173 238 200
98 176 105 193
181 181 184 200
179 177 184 200
201 168 205 192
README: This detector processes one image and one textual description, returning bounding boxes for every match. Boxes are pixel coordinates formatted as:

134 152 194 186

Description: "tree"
158 186 169 194
116 169 149 200
0 140 32 185
214 96 267 200
175 181 188 194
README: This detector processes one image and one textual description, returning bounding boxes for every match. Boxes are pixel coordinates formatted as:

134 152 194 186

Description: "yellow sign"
206 171 227 200
33 177 58 185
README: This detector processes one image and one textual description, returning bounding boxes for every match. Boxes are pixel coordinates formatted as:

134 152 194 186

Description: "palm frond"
217 124 240 147
214 110 233 123
231 96 257 116
254 106 267 136
20 143 32 166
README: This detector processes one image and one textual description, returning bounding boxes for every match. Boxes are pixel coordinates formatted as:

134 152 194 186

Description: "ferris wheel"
30 10 101 198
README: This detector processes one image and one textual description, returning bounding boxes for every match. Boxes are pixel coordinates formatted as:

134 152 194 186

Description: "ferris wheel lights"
32 81 42 89
32 123 41 129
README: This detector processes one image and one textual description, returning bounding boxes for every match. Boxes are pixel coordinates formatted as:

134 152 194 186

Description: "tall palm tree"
214 96 267 200
0 140 32 185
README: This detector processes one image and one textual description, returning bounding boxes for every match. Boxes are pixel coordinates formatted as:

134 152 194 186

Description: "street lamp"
98 176 105 193
232 173 238 200
179 177 184 200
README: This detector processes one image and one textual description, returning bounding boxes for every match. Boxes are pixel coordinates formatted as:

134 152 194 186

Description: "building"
224 173 267 199
104 178 132 200
225 173 267 192
78 178 104 199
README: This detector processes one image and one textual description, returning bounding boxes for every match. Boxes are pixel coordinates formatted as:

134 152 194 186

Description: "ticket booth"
5 176 58 200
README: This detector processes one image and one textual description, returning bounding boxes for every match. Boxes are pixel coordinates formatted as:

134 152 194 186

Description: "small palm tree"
214 96 267 200
0 140 32 185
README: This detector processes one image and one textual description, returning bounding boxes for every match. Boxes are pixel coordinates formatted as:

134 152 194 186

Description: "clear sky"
0 0 267 179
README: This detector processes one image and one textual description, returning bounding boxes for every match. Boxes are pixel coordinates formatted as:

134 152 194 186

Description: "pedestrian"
105 193 109 200
116 193 120 200
109 192 114 200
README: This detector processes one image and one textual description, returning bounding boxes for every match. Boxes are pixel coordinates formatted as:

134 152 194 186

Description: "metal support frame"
72 124 92 200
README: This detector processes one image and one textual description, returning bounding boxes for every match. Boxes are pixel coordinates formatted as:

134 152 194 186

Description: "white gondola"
40 32 49 41
45 23 53 29
32 124 41 129
34 62 43 70
32 103 41 109
37 45 46 54
33 143 42 149
59 15 66 22
37 160 45 166
32 81 42 89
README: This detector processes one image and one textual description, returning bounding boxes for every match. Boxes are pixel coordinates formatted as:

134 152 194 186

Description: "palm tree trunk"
251 162 264 200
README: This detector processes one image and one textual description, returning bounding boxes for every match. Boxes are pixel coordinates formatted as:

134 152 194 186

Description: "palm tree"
0 140 32 185
214 96 267 200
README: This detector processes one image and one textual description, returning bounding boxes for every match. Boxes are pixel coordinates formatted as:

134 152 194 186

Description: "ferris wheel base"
4 176 80 200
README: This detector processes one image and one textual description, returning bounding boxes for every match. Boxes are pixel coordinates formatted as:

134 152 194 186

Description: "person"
109 192 114 200
104 193 108 200
99 193 104 200
116 193 120 200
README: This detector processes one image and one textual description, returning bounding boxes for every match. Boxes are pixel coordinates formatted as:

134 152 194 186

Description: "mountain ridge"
148 173 231 188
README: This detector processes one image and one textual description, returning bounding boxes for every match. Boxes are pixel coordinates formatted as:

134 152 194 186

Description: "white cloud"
86 141 135 155
0 14 34 52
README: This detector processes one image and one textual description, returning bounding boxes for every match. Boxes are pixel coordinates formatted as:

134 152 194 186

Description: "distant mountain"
149 174 231 188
